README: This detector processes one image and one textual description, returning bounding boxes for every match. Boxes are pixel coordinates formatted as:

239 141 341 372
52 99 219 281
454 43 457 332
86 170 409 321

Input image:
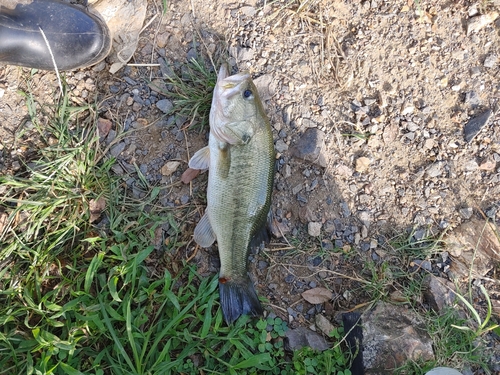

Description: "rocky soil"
1 0 500 372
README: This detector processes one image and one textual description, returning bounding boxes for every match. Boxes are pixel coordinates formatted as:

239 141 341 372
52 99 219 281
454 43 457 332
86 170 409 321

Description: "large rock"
284 327 329 351
290 128 328 167
422 274 458 313
362 302 434 374
446 219 500 279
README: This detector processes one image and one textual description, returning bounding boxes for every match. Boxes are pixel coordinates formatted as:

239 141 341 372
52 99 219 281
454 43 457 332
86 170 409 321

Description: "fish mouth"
219 74 250 99
216 65 250 99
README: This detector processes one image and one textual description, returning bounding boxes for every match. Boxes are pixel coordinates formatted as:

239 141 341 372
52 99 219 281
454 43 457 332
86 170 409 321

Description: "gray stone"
358 211 372 228
422 274 458 312
158 58 176 80
285 327 330 351
485 206 497 218
291 128 328 167
425 367 463 375
253 74 275 101
124 77 137 85
470 66 481 76
287 307 298 318
459 207 473 219
308 222 322 237
362 302 434 373
239 5 256 17
275 139 289 153
413 228 427 241
412 259 432 271
139 164 148 175
92 60 106 72
297 194 308 203
464 91 480 108
463 109 493 143
156 99 174 114
315 314 335 336
229 46 254 62
425 162 443 178
340 201 351 217
483 54 498 68
175 131 184 142
186 48 197 61
110 142 126 157
111 164 124 175
302 118 317 128
106 129 117 144
283 104 293 126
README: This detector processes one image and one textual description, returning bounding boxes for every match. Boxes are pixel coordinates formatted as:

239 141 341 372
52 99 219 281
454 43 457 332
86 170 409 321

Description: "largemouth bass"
189 65 275 324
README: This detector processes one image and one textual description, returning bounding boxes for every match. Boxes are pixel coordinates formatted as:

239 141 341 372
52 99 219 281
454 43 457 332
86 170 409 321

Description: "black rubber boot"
0 0 111 71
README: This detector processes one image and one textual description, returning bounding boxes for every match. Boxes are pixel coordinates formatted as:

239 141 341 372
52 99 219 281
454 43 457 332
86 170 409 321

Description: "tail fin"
219 275 263 324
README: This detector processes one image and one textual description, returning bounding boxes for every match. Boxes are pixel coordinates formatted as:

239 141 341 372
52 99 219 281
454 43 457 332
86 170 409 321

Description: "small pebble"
156 99 174 114
483 54 498 68
110 142 126 157
308 222 322 237
297 194 308 203
258 260 269 270
459 207 473 219
275 139 289 152
109 85 120 94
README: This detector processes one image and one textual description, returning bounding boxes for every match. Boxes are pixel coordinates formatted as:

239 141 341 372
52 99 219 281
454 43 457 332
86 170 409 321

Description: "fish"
188 64 275 324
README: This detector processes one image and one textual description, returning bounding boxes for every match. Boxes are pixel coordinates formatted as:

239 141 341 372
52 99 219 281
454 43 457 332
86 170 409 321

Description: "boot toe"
0 0 112 71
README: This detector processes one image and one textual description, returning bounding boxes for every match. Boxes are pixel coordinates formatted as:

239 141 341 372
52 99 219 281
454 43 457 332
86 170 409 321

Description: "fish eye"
243 89 253 99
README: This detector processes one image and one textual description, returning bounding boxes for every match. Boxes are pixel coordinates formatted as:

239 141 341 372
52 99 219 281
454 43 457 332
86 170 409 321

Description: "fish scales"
208 119 273 278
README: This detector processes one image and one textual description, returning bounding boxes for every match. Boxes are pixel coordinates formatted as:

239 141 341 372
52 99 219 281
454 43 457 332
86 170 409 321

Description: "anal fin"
193 211 216 247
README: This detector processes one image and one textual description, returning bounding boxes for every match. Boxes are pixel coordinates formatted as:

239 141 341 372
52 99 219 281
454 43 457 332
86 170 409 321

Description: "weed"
149 57 217 131
451 284 500 337
388 226 444 261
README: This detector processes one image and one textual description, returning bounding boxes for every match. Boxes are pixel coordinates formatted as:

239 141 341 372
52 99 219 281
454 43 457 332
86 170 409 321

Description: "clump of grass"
150 57 217 131
388 226 444 260
264 0 321 24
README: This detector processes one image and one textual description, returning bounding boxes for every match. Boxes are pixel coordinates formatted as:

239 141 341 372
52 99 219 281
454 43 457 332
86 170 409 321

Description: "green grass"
0 76 354 374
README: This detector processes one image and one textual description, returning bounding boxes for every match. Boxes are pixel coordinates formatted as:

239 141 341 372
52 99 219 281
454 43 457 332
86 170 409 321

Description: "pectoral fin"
217 144 231 179
189 146 210 170
193 211 216 247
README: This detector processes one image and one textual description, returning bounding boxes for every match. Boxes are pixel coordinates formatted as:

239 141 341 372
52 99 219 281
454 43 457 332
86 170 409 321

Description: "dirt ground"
1 0 500 367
